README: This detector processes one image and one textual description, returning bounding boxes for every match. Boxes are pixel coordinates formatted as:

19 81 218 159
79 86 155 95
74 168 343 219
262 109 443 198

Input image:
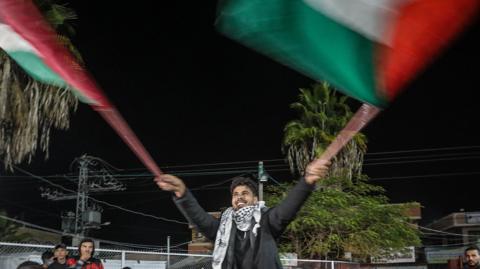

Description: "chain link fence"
1 241 358 269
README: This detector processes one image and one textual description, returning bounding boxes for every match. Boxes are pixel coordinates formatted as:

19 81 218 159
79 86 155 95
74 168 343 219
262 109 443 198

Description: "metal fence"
0 241 359 269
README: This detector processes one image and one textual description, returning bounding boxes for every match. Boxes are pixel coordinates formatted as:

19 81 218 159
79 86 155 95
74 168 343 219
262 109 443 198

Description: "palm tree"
276 84 421 259
282 82 367 180
0 0 80 169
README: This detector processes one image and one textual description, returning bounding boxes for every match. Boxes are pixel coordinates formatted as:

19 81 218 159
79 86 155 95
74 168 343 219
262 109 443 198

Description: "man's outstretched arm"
154 174 220 240
267 159 330 238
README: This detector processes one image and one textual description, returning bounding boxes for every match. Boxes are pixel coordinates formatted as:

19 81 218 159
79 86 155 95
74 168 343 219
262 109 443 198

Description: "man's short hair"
17 261 42 269
465 245 480 254
78 238 95 256
230 176 258 197
54 243 67 250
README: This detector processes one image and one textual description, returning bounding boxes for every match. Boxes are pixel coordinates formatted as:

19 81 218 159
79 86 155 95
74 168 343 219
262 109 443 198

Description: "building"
423 211 480 268
187 211 220 254
427 211 480 246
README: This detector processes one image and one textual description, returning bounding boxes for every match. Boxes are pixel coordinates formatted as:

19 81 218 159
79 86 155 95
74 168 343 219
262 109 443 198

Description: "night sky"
1 1 479 247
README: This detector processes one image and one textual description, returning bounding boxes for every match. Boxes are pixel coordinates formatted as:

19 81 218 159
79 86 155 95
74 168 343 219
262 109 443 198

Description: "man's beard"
468 261 479 267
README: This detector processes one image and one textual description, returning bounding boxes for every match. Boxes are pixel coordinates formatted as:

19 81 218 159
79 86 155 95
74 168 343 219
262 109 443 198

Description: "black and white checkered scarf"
212 201 265 269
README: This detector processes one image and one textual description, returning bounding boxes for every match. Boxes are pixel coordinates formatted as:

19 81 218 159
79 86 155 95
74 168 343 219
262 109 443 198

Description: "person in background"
41 250 54 269
48 243 69 269
66 238 103 269
17 261 42 269
464 246 480 269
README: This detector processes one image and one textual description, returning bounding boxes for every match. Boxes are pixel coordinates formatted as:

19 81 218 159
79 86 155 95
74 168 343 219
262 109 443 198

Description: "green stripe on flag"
8 51 96 104
217 0 386 106
8 51 68 87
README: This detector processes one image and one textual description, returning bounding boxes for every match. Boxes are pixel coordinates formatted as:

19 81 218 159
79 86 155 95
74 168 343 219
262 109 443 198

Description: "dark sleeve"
173 189 220 241
267 178 315 238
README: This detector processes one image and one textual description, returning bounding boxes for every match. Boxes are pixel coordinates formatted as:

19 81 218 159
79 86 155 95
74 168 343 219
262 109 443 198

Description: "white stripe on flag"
303 0 411 45
0 23 39 53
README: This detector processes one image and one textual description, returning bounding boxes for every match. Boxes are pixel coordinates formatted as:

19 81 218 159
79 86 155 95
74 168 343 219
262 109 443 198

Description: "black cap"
54 243 67 250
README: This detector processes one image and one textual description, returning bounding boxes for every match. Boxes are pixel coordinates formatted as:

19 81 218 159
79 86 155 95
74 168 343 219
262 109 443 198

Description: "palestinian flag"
217 0 479 107
0 0 108 106
0 0 162 176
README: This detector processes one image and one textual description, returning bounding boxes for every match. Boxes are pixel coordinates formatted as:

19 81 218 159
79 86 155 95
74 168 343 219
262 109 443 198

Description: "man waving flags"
155 158 331 269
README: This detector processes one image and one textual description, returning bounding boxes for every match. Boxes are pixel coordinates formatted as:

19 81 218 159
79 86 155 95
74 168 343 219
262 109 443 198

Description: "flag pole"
319 103 381 161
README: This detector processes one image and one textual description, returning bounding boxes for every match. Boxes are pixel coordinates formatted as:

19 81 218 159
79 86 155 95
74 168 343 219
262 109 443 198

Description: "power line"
3 145 480 181
369 171 480 181
13 166 188 225
5 148 480 183
92 158 286 173
168 163 288 173
110 145 480 172
267 175 283 186
366 145 480 155
364 156 480 166
88 196 187 225
420 232 478 238
102 172 269 206
118 145 480 171
422 241 476 248
7 168 480 189
365 151 480 162
418 225 480 237
6 166 480 190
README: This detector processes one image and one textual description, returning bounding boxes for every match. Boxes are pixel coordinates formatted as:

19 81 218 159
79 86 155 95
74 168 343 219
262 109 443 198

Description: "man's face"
465 249 480 267
54 248 67 260
231 185 258 210
80 242 94 257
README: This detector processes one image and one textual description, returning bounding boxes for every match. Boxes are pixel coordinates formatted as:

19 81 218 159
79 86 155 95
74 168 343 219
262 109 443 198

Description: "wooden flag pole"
319 103 381 161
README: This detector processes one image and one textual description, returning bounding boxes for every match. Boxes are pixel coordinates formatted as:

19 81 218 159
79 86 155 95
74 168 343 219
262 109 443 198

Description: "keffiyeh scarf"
212 201 265 269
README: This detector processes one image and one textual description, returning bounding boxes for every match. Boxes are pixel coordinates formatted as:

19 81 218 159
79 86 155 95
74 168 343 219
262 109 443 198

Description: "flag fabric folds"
217 0 478 161
0 0 107 106
0 0 162 176
216 0 479 107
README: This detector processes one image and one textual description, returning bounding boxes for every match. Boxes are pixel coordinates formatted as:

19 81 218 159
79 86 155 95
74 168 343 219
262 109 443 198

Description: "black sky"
1 1 479 247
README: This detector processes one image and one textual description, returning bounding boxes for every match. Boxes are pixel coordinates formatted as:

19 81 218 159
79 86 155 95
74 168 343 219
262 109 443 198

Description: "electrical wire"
12 166 188 225
418 225 480 237
4 147 480 184
369 171 480 181
364 156 480 166
364 151 480 162
366 145 480 155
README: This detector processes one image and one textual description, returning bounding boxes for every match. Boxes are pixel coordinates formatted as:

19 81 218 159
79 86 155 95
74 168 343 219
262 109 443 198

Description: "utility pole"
258 161 268 201
167 235 171 268
74 158 89 234
41 155 125 239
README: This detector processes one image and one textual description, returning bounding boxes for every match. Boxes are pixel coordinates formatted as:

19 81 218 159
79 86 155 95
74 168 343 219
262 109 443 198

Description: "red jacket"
66 257 104 269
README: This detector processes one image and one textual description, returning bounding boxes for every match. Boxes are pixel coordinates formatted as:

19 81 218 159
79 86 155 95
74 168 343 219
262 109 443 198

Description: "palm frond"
282 83 366 178
0 0 80 169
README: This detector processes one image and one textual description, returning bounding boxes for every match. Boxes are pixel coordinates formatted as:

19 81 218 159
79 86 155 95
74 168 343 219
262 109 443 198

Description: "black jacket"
47 259 67 269
174 178 314 269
